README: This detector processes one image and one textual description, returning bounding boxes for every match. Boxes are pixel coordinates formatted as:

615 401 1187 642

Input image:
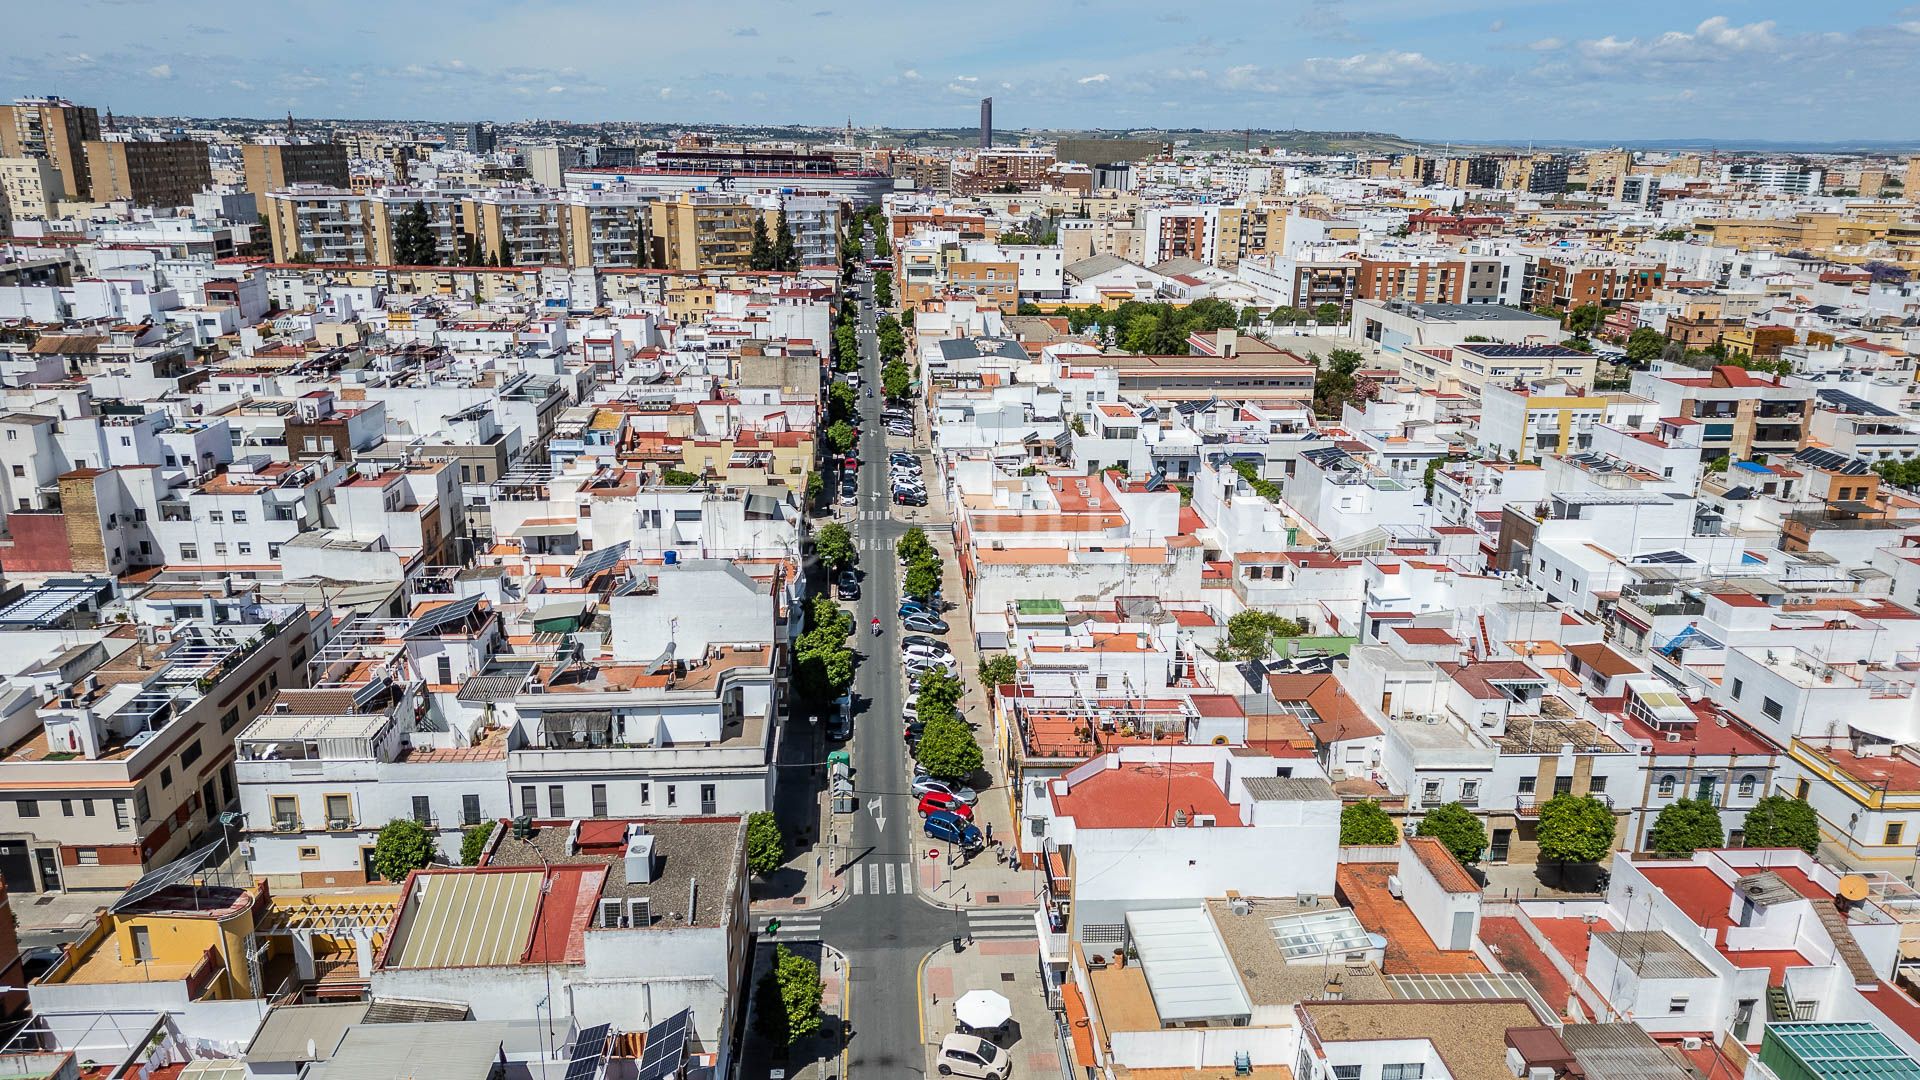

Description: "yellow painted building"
649 191 778 272
34 875 396 1002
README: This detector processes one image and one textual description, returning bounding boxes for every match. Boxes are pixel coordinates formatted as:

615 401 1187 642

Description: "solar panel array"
570 541 631 581
1793 446 1871 476
1632 550 1695 565
636 1009 691 1080
1457 343 1581 357
1817 388 1899 418
112 838 226 912
562 1024 611 1080
403 594 482 639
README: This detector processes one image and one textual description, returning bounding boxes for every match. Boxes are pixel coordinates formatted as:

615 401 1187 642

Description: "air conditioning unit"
1683 1038 1704 1052
600 898 625 928
1387 875 1404 898
1297 892 1319 907
274 819 298 833
328 818 351 831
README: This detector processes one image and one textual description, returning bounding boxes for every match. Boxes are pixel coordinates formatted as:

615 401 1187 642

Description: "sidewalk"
921 936 1060 1080
738 940 850 1080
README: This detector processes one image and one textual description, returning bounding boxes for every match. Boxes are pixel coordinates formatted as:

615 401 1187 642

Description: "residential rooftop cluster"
0 89 1918 1080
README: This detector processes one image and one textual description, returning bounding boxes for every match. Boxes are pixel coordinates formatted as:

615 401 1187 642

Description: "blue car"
898 598 936 618
923 809 983 850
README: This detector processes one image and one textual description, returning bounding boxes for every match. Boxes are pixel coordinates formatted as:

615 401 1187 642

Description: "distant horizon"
7 1 1916 143
83 110 1920 158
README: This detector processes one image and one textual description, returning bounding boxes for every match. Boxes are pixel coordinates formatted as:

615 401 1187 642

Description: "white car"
937 1035 1010 1079
905 654 958 677
901 642 949 665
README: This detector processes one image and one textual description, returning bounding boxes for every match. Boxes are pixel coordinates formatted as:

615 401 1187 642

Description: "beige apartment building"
84 139 212 208
0 96 100 202
649 190 776 271
265 185 658 269
0 156 62 220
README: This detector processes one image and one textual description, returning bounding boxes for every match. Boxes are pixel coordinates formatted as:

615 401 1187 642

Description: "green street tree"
460 821 495 866
1340 800 1399 845
1647 797 1725 857
745 811 785 876
1566 304 1606 337
882 360 911 400
1536 794 1618 871
393 201 440 266
1415 802 1487 864
773 209 798 271
897 527 932 565
978 654 1017 689
826 420 857 454
813 522 857 571
1625 327 1667 364
372 818 436 882
915 716 983 780
1742 794 1819 854
902 560 941 601
915 667 964 726
749 217 775 270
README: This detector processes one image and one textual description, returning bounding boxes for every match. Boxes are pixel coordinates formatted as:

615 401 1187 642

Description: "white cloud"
1077 73 1109 84
1528 38 1564 51
900 68 920 80
953 74 977 82
145 63 172 79
657 87 674 100
1488 19 1505 32
546 85 566 93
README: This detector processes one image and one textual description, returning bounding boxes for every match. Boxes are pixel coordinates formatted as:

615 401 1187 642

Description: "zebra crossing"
966 908 1040 940
753 912 823 938
844 859 916 896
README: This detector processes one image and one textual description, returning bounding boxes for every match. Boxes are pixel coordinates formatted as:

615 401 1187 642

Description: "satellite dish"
1838 874 1870 903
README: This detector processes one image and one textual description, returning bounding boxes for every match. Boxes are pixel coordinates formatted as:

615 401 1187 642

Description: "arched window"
1658 775 1677 797
1738 774 1757 797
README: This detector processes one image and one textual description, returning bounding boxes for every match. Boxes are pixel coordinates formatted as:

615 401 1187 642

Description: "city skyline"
5 0 1918 142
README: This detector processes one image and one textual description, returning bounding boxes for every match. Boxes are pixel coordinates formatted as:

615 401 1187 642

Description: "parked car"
917 791 972 819
911 775 979 804
843 454 859 470
901 612 949 634
895 490 928 506
902 642 949 665
904 718 924 743
923 810 984 851
902 634 952 656
888 423 914 437
836 570 861 600
899 598 937 618
888 451 917 465
904 654 957 678
936 1035 1011 1079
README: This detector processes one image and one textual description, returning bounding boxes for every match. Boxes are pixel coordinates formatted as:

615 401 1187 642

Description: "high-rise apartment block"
83 139 212 208
242 141 351 209
0 156 62 220
0 96 101 201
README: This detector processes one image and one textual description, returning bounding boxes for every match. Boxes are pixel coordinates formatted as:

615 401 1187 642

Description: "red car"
917 792 973 819
843 455 859 470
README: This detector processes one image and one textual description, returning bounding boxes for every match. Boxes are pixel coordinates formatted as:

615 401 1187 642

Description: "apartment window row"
519 782 671 818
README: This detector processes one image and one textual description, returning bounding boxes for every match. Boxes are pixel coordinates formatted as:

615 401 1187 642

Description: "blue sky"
6 0 1917 142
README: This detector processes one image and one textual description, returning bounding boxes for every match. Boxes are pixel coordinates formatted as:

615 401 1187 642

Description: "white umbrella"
954 989 1012 1030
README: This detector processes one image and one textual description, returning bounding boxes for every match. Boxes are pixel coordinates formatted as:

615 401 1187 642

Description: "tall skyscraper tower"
979 98 993 149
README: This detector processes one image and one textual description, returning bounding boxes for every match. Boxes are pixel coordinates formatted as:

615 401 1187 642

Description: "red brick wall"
0 512 75 573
